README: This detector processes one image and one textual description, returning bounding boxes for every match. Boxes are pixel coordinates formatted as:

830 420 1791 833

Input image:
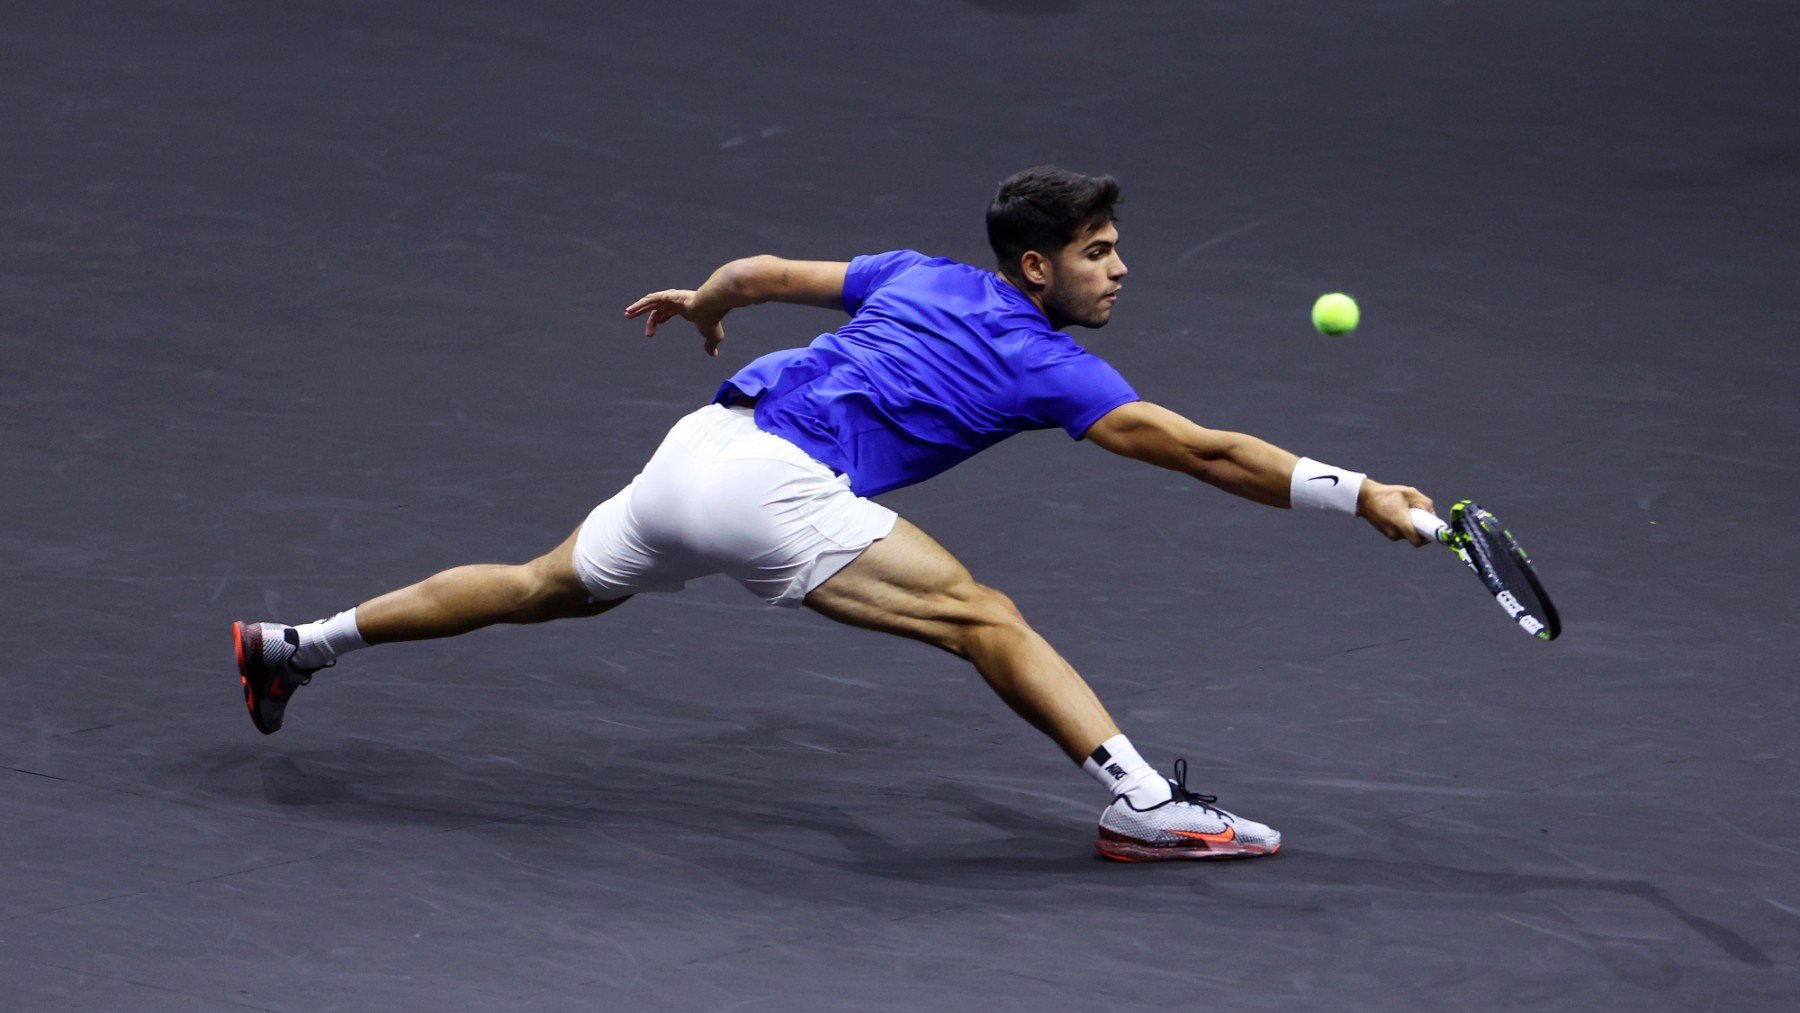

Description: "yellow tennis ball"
1312 293 1359 335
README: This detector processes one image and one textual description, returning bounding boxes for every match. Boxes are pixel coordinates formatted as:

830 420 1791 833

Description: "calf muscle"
357 528 626 644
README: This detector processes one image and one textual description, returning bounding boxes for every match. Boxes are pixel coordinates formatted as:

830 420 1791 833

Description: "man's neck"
997 273 1054 324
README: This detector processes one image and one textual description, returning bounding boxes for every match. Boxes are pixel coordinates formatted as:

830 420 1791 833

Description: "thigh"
802 517 987 644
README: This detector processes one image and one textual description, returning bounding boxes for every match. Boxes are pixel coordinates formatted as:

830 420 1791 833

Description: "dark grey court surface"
5 1 1798 1009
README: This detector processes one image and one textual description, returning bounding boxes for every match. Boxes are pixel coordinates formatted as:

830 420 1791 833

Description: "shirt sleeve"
842 249 931 314
1015 340 1141 440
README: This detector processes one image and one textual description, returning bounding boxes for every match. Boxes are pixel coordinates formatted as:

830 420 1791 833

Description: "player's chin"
1084 306 1116 328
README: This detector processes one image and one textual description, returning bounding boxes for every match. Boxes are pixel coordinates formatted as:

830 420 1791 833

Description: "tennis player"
234 166 1434 861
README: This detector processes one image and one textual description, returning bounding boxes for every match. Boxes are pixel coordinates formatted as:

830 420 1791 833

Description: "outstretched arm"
1085 400 1434 545
624 256 849 357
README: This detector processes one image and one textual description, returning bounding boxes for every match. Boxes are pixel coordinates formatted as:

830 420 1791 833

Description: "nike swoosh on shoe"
1170 826 1237 845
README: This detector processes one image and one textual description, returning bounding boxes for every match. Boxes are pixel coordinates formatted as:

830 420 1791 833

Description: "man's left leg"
234 527 628 734
802 518 1118 763
803 518 1281 861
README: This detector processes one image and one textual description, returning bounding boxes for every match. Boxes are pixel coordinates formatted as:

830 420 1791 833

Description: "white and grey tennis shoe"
1096 759 1281 861
233 621 328 735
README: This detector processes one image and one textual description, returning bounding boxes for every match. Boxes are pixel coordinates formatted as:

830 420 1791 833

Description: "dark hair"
985 166 1121 280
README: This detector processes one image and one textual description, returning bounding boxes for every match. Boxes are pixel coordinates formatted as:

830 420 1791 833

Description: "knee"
939 582 1028 659
507 556 589 619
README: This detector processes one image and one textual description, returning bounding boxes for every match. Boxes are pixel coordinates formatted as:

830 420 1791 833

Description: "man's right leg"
356 525 629 644
235 526 628 735
803 518 1281 861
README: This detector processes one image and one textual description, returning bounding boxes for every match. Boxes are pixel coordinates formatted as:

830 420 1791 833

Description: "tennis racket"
1409 500 1561 642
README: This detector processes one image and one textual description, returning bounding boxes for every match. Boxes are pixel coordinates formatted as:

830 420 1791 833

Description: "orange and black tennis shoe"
233 621 328 735
1096 759 1281 862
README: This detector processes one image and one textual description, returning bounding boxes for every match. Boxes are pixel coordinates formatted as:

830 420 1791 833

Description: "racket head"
1448 500 1562 641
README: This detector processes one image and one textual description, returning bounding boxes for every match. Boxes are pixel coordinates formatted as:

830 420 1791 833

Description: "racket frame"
1446 500 1561 641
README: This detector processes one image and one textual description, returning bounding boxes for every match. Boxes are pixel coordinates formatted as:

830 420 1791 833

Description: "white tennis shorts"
573 404 899 607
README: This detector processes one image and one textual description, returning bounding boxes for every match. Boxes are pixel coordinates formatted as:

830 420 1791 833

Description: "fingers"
1383 484 1433 545
1406 501 1433 544
1383 519 1422 546
1400 485 1436 516
1392 501 1428 547
1406 493 1433 545
623 291 667 317
624 294 723 349
1368 484 1429 546
631 301 680 337
627 295 664 336
623 290 688 325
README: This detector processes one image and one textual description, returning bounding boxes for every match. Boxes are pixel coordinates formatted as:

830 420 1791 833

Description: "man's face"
1042 220 1127 329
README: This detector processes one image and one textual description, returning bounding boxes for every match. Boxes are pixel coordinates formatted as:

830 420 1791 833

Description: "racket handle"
1410 508 1449 545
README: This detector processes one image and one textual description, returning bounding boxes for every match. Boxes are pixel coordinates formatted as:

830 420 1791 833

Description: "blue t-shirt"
713 250 1140 497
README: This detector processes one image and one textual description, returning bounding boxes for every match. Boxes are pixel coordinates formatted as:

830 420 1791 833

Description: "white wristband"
1290 457 1366 515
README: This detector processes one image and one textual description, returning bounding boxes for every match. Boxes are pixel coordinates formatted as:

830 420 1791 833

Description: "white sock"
1082 734 1173 807
292 608 367 670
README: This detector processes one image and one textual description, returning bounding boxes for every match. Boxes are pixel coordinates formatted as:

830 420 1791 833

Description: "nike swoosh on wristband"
1308 475 1339 486
1170 826 1237 845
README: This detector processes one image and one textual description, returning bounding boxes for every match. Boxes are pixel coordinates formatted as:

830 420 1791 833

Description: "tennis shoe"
233 620 329 735
1096 759 1281 861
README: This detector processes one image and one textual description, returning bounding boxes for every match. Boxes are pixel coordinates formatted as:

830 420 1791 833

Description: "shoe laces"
282 625 332 683
1169 758 1222 812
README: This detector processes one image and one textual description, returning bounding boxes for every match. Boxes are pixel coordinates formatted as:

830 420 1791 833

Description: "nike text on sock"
1082 734 1173 807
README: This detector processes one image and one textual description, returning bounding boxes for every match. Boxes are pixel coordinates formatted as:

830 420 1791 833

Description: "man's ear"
1019 250 1051 288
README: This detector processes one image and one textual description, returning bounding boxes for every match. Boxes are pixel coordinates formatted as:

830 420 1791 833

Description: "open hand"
1358 480 1436 546
624 289 727 357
